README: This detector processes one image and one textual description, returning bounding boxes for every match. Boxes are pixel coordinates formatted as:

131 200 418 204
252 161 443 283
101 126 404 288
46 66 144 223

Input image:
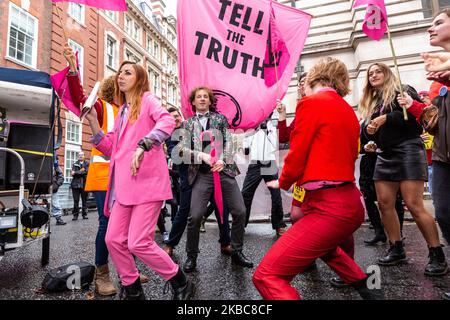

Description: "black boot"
424 246 449 276
364 228 387 246
351 276 385 300
330 277 349 288
121 277 146 300
165 268 195 300
378 241 407 266
231 251 253 268
183 256 197 273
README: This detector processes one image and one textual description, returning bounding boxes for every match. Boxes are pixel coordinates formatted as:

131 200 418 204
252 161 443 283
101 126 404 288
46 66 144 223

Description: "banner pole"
55 3 69 44
386 24 408 121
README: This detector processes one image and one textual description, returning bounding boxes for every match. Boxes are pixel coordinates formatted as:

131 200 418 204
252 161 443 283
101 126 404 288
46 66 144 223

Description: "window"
64 148 80 183
69 2 84 24
125 48 141 63
133 23 141 43
68 39 84 83
148 69 161 97
125 14 132 35
153 42 160 59
7 3 38 67
168 84 177 105
146 36 153 55
104 10 118 22
64 119 82 182
423 0 450 18
66 120 82 145
106 35 117 69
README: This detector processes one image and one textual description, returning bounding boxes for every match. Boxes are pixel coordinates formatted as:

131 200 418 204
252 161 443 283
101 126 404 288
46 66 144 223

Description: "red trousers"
253 184 366 300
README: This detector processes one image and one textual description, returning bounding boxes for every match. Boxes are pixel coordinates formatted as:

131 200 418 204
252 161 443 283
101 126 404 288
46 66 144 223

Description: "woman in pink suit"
85 61 195 300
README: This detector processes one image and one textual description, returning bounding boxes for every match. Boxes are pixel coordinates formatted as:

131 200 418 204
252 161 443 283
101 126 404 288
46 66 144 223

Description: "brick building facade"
0 0 179 208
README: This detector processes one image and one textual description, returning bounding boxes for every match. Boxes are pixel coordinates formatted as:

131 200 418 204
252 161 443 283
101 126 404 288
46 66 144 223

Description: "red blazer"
279 90 360 190
278 119 295 143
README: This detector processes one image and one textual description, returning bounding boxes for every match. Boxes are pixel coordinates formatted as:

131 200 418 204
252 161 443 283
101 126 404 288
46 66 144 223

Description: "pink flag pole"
354 0 407 120
386 23 408 120
200 131 224 224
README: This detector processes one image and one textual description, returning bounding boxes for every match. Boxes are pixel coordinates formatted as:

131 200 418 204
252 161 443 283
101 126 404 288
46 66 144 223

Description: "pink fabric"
51 0 127 11
264 1 290 88
353 0 388 41
177 0 311 130
200 131 224 224
95 92 175 216
50 53 81 117
301 181 346 191
105 201 178 286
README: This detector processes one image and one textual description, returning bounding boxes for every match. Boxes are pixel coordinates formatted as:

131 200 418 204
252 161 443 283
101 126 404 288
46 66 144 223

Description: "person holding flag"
173 87 253 273
84 61 194 300
360 62 447 276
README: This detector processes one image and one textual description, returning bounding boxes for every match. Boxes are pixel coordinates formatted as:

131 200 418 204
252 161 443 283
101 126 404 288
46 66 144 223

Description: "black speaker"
0 140 6 190
6 123 53 194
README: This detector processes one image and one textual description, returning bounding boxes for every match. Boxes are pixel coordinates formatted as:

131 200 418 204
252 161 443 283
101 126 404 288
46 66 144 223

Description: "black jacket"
70 160 89 189
52 166 64 193
363 85 423 150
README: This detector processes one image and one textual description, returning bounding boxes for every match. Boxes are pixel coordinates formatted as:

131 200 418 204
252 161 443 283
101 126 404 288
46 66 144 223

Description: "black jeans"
72 187 88 216
433 161 450 245
187 172 245 257
165 168 231 248
241 161 286 229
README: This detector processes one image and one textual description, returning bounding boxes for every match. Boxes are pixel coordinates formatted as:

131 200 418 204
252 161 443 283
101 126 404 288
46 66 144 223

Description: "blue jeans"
432 161 450 245
428 165 433 197
94 191 109 266
51 192 62 218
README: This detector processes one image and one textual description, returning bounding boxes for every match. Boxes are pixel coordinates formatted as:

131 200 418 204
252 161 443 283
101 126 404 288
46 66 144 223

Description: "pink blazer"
95 92 175 216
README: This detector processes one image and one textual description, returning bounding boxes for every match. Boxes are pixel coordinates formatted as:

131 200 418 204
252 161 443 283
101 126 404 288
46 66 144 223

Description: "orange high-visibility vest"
84 100 119 192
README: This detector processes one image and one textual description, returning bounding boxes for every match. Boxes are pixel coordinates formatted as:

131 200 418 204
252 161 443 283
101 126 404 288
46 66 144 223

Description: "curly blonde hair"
98 75 115 104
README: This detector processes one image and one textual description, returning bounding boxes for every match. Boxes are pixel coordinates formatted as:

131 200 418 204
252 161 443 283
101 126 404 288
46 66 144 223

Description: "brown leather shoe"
164 245 174 257
276 227 287 237
220 244 232 256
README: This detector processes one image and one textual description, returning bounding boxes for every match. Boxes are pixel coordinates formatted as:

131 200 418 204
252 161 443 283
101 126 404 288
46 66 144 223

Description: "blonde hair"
115 61 150 124
306 57 350 97
359 63 400 122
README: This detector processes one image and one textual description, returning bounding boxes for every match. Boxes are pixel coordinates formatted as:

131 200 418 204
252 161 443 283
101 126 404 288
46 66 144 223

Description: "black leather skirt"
373 138 428 181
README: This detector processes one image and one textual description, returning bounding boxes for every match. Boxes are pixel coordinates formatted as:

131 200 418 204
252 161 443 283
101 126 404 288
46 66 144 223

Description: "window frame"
6 2 38 68
64 146 81 183
68 39 84 84
65 119 83 146
68 2 85 25
105 33 118 71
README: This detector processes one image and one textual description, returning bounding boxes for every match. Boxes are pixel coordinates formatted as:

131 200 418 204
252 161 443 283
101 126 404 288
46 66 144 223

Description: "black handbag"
41 261 95 292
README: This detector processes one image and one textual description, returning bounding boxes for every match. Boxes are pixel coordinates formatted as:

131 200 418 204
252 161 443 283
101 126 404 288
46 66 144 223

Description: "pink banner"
177 0 311 130
51 0 127 11
50 53 81 117
353 0 388 41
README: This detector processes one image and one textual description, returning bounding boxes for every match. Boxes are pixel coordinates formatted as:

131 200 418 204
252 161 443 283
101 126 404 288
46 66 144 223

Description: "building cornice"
126 1 177 55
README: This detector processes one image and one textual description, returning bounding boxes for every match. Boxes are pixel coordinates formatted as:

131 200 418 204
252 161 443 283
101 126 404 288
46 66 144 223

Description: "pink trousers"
105 201 178 286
